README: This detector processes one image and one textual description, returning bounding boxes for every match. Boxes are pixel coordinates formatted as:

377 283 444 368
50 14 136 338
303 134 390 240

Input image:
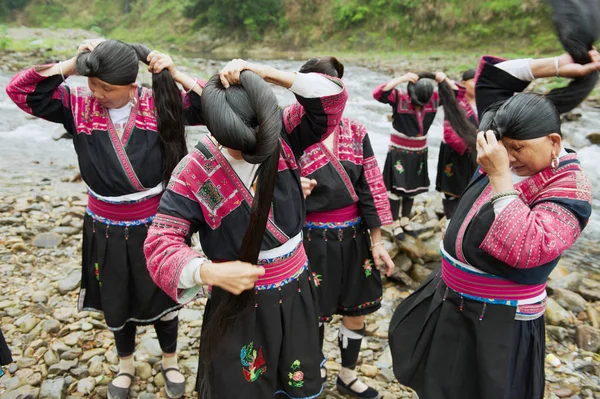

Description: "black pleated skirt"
435 142 477 198
303 222 382 322
197 269 323 399
78 214 182 331
389 270 545 399
383 146 430 197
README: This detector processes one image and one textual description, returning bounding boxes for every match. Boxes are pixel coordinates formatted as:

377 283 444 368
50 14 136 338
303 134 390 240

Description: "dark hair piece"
479 93 561 141
299 56 344 78
76 40 187 186
198 71 282 399
462 69 476 82
549 0 600 64
407 72 435 106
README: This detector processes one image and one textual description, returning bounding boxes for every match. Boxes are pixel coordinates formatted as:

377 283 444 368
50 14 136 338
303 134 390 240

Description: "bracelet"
58 61 66 82
555 56 560 77
490 190 520 203
370 242 384 250
186 80 198 94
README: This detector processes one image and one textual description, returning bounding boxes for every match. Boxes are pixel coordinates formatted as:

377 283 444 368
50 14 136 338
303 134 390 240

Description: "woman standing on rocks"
6 39 204 399
435 69 479 219
388 50 599 399
144 59 348 399
373 72 450 240
298 57 395 399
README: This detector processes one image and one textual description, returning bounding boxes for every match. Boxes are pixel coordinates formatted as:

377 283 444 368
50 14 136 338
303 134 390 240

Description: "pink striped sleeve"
363 155 393 226
479 199 581 269
372 83 398 106
145 213 203 303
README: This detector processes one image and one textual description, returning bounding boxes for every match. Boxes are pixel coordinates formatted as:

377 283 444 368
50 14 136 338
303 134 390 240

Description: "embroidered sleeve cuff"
496 59 535 82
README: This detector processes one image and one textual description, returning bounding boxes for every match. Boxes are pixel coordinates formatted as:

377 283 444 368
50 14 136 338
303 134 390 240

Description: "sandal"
161 366 186 399
393 226 405 241
107 373 134 399
336 376 381 399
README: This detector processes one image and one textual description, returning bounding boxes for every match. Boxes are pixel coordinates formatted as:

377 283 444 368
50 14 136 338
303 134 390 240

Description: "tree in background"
186 0 285 40
0 0 31 20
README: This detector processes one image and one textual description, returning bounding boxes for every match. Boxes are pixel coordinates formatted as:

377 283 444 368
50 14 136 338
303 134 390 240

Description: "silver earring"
551 155 559 169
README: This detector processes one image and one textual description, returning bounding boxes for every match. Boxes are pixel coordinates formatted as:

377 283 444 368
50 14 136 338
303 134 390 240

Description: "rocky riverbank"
0 181 599 398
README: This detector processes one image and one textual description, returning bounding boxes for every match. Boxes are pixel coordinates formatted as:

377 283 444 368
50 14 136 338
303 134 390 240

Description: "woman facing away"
435 69 479 219
6 39 204 399
388 50 599 399
297 57 394 399
144 59 348 398
373 72 454 240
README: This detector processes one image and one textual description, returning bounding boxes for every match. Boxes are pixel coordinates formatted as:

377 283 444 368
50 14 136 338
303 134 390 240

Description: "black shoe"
161 366 185 399
336 376 381 399
108 373 134 399
393 226 405 241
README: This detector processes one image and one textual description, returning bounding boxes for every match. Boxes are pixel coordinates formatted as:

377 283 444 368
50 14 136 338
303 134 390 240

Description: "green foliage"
0 24 11 50
0 0 31 20
186 0 285 40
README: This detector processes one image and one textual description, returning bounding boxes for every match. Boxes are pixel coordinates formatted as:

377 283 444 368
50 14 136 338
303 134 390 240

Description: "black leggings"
389 197 415 221
113 317 179 357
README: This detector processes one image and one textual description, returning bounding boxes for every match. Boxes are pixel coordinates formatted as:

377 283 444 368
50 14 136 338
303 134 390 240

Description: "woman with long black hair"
435 69 479 219
388 49 600 399
6 39 204 399
373 72 454 240
297 57 394 399
144 59 348 398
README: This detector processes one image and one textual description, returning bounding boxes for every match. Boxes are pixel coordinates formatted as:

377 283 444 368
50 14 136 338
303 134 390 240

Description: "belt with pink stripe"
87 192 161 224
390 133 427 150
254 241 308 290
305 203 361 226
440 245 547 320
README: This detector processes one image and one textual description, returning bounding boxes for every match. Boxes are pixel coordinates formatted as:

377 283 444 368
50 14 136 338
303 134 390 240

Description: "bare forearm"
247 63 296 89
488 172 514 195
173 70 203 95
382 77 405 91
39 57 77 78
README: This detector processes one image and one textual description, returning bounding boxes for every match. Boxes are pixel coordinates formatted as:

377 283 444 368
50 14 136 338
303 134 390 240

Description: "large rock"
3 385 35 399
33 232 63 248
40 378 66 399
547 272 585 294
76 377 96 394
48 359 78 376
41 319 61 334
57 271 80 294
409 264 433 285
552 288 587 313
578 278 600 302
179 308 203 322
398 236 426 260
586 132 600 145
545 298 572 327
546 326 570 342
576 325 600 352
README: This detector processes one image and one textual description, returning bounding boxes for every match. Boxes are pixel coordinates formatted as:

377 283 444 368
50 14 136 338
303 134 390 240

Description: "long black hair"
197 71 282 399
479 93 561 142
412 72 477 152
299 56 344 78
76 39 187 186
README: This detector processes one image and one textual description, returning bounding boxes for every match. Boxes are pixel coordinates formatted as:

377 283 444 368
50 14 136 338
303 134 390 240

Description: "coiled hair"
479 93 561 141
299 56 344 78
197 71 282 399
76 39 187 186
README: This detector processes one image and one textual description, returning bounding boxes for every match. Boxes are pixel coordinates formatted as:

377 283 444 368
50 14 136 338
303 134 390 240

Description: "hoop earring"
551 155 559 170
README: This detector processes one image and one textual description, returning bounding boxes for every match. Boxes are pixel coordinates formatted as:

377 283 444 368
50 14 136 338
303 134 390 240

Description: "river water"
0 61 598 269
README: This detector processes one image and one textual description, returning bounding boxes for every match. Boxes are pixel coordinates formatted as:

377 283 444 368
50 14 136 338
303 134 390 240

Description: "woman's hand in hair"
401 72 419 84
219 58 250 88
476 131 510 177
301 177 317 199
558 49 600 77
147 51 177 79
200 260 265 295
435 72 448 83
76 38 105 56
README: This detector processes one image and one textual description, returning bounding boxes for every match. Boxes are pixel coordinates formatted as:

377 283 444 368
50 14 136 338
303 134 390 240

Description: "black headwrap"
407 74 434 107
462 69 476 81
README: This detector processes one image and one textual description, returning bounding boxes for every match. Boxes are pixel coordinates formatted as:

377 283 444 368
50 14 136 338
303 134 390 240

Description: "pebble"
41 319 62 334
76 376 96 394
57 270 80 294
33 232 63 248
40 377 66 399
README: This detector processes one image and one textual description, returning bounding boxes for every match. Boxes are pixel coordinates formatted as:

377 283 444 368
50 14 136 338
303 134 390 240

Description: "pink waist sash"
305 203 360 224
87 193 161 222
254 242 308 290
441 256 547 303
390 134 427 149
